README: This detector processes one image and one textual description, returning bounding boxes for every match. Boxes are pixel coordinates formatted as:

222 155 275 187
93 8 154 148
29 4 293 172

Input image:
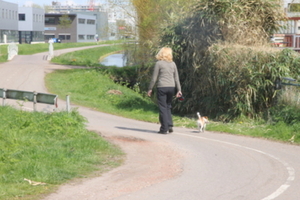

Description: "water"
100 54 127 67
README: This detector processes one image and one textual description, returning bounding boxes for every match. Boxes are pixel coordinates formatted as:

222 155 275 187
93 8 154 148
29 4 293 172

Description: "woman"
147 47 182 134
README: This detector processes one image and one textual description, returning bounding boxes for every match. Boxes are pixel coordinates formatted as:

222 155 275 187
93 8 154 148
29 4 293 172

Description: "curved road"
0 45 300 200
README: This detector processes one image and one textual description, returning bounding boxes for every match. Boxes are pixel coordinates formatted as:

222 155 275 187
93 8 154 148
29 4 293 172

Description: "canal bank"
99 51 127 67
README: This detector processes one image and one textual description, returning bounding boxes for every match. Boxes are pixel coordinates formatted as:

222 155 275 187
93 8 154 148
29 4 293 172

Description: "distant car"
53 38 61 43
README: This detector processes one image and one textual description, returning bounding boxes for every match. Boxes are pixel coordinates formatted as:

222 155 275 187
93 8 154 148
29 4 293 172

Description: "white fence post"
7 43 18 61
1 88 6 106
47 40 54 60
66 95 70 113
33 91 37 111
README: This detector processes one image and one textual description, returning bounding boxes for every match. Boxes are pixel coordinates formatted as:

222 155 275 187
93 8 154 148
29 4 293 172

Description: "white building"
48 1 136 40
18 7 45 44
77 13 97 42
44 13 97 43
47 2 109 41
102 3 136 40
0 0 18 43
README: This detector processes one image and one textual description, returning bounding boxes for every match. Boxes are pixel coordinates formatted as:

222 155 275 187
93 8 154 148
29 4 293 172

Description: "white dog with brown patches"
197 112 209 132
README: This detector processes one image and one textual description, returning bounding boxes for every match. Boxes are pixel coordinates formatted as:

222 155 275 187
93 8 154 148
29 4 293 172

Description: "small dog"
197 112 209 132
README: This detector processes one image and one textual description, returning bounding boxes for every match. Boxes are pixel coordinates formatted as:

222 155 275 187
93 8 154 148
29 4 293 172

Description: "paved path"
1 45 300 200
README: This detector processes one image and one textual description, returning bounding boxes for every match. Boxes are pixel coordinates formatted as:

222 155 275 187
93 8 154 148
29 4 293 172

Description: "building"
47 1 136 41
47 2 109 41
0 0 18 43
273 0 300 49
18 7 45 44
44 13 97 43
102 3 136 40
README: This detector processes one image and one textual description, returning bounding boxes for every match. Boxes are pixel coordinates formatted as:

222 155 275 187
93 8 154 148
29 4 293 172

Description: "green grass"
0 40 123 62
46 69 159 122
51 45 124 67
207 117 300 143
45 67 300 144
0 106 123 200
0 41 127 200
45 67 299 143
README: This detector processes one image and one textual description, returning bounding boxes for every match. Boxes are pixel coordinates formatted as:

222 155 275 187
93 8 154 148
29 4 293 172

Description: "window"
87 19 95 24
45 17 56 24
78 35 85 40
78 18 85 24
19 13 25 21
44 35 55 40
87 35 94 40
59 35 71 40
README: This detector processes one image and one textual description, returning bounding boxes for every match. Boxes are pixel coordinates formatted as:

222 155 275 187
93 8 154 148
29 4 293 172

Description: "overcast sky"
4 0 108 7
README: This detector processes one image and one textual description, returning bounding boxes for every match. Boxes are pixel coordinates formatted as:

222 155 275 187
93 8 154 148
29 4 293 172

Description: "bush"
147 0 292 121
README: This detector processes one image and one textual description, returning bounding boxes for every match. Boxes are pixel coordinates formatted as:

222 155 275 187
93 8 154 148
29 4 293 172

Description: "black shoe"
168 128 173 133
158 131 168 134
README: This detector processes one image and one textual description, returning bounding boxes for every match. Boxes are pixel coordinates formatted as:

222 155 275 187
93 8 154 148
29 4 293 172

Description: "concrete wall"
75 11 109 41
77 13 96 42
45 13 97 43
0 1 18 31
45 13 77 43
18 7 44 32
0 1 18 43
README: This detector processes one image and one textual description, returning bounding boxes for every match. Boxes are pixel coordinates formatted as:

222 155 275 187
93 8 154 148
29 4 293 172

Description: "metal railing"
274 77 300 92
0 88 58 111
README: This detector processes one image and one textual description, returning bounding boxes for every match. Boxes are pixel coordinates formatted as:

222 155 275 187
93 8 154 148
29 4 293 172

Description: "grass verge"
0 106 123 200
45 67 300 144
51 45 124 66
46 67 300 144
0 40 123 63
46 69 159 122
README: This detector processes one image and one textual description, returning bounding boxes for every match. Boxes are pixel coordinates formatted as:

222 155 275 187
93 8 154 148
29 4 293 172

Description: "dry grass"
279 87 300 109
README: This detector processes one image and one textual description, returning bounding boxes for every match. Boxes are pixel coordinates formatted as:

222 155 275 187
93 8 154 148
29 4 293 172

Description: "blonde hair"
155 47 173 62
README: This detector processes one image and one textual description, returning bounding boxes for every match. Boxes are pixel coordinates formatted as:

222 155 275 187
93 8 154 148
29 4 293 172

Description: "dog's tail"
197 112 201 119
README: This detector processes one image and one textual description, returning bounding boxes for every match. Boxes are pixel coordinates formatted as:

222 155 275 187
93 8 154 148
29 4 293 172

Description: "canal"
100 53 127 67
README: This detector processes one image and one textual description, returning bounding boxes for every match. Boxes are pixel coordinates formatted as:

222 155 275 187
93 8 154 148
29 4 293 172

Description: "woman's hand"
147 90 152 97
176 91 182 98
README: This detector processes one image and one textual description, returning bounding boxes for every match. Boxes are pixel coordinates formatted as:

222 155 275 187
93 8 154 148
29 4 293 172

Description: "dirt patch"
43 134 183 200
110 135 146 142
107 90 123 95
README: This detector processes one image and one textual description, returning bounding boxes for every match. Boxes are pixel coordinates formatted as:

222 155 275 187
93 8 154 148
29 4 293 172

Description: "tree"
129 0 196 65
58 14 72 29
31 4 43 8
44 5 52 13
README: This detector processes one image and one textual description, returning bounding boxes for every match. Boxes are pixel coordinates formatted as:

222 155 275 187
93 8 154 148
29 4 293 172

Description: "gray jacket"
148 60 181 92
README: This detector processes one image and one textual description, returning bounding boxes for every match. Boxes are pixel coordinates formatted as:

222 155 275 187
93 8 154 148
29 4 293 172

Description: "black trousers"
157 87 175 132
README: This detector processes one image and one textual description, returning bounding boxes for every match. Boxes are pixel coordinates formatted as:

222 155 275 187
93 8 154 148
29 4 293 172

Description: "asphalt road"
1 45 300 200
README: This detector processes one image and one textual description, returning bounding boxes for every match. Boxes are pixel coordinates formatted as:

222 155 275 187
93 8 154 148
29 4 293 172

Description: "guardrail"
275 77 300 90
0 88 58 111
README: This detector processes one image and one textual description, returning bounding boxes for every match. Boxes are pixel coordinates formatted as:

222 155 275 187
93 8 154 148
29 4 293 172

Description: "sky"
4 0 108 7
3 0 293 8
